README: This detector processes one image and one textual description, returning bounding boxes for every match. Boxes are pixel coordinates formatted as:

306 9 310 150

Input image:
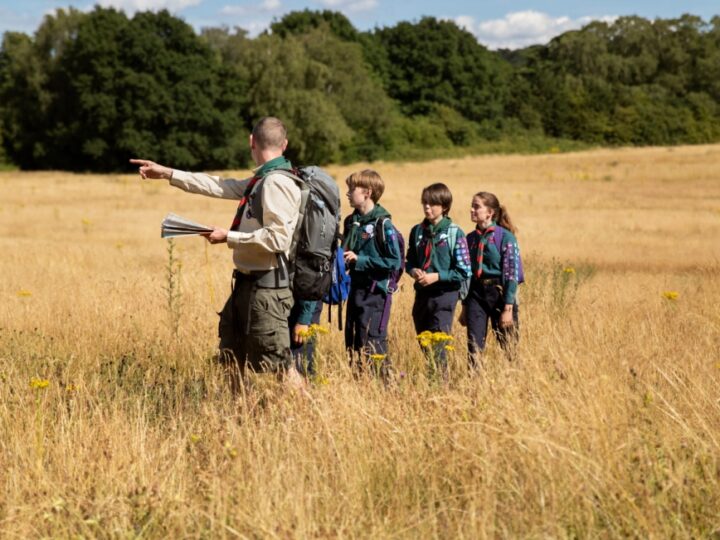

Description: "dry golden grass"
1 144 720 538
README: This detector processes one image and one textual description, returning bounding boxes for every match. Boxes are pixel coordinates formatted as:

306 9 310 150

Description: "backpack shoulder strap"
492 226 505 251
266 169 310 258
447 224 459 254
374 217 390 256
413 223 424 246
268 168 303 184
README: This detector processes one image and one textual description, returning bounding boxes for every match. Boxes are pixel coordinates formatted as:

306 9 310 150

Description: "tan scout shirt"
169 169 301 273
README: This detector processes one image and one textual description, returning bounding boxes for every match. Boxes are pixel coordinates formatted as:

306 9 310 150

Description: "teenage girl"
459 191 521 367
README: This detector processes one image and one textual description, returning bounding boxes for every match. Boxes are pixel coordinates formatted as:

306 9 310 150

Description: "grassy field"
1 144 719 538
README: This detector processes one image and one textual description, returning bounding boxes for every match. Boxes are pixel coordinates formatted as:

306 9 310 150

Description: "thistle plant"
30 377 49 465
164 239 182 338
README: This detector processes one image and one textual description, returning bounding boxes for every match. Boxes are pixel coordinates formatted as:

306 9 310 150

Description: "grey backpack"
274 167 341 301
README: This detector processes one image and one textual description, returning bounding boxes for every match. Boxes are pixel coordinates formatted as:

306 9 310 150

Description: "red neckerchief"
473 225 495 278
421 220 434 270
229 175 261 231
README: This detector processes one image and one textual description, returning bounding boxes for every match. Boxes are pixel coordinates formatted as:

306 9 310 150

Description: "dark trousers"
465 278 519 367
412 288 460 374
345 286 390 373
217 274 293 374
288 300 324 377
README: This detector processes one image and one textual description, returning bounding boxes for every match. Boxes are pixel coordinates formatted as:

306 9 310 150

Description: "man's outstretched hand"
130 158 173 180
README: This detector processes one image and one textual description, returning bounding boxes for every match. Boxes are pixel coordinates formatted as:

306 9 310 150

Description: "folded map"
161 213 214 238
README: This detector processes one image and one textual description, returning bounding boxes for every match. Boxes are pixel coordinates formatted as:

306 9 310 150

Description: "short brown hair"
252 117 287 150
345 169 385 202
421 183 453 216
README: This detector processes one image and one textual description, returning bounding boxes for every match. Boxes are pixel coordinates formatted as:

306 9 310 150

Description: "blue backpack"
322 244 351 330
324 245 350 305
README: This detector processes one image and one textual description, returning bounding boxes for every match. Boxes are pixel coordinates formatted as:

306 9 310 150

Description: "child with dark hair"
459 191 521 367
406 183 471 379
342 169 402 377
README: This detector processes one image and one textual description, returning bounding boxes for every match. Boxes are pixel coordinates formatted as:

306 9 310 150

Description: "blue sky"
1 0 717 49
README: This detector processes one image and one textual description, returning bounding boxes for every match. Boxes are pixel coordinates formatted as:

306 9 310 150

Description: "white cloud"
220 0 283 17
220 5 249 16
218 1 284 36
456 11 617 50
98 0 202 13
317 0 378 13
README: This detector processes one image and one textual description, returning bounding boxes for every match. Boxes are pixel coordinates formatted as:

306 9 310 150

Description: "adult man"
131 117 306 389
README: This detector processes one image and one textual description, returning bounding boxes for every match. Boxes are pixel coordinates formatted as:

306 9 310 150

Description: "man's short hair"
421 183 453 216
252 117 287 150
346 169 385 203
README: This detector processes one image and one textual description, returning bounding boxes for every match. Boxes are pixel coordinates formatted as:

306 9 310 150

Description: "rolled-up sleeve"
226 175 301 253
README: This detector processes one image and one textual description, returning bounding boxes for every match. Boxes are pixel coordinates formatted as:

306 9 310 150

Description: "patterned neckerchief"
420 217 451 270
472 224 496 278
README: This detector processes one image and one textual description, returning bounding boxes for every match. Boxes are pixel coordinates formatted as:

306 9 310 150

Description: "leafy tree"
373 17 511 123
269 10 358 42
1 7 248 171
514 15 720 145
0 8 85 168
215 31 353 163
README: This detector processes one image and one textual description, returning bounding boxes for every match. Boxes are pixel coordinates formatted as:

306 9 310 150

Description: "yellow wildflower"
81 218 92 226
662 291 679 301
30 377 49 389
369 353 386 365
444 345 455 352
431 332 453 343
17 289 32 297
224 442 237 458
299 324 329 340
563 267 576 274
309 324 329 335
65 384 77 393
189 434 201 444
419 339 431 349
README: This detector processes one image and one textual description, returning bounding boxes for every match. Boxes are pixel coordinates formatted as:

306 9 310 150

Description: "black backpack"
274 167 341 301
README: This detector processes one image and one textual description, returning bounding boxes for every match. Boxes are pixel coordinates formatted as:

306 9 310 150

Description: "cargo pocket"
249 288 293 334
246 329 290 372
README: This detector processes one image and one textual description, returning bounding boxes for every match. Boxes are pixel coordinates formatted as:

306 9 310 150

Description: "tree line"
1 8 718 171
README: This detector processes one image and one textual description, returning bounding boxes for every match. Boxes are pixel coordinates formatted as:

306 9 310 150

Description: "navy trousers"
345 286 389 357
464 278 519 367
345 286 393 379
412 288 460 375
